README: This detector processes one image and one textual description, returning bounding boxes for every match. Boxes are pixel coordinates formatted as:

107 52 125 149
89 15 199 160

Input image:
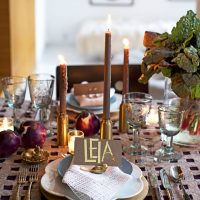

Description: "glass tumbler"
28 74 55 133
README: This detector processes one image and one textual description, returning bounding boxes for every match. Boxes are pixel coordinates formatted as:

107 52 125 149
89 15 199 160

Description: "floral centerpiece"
138 10 200 135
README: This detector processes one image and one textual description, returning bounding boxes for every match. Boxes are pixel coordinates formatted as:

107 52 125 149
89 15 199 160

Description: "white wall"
45 0 196 44
35 0 46 65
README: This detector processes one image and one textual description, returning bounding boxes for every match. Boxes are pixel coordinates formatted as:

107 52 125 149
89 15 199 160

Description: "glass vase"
164 77 200 146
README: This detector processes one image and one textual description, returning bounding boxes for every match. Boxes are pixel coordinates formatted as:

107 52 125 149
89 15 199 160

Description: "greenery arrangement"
139 10 200 99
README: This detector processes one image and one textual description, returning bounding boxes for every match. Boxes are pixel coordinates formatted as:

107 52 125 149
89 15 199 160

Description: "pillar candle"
122 38 129 95
103 15 112 120
58 55 68 114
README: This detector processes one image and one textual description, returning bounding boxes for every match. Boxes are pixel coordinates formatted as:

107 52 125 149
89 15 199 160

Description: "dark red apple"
0 130 21 158
75 111 100 136
19 121 47 148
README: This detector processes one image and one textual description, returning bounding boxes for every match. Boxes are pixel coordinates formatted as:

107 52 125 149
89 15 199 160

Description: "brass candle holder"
100 119 112 140
119 101 128 133
57 113 68 146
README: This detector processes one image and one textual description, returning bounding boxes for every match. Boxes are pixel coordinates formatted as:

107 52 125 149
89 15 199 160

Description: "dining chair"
56 64 148 100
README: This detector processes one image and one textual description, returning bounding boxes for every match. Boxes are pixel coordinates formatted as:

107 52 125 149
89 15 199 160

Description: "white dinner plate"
40 157 143 200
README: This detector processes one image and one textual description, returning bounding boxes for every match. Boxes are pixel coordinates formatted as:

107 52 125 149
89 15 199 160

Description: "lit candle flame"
123 38 129 49
107 14 112 31
58 54 67 65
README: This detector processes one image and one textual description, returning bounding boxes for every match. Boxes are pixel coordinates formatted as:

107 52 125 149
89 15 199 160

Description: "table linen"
0 98 200 200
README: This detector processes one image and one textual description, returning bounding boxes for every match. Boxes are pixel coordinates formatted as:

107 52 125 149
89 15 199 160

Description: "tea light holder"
146 107 158 126
0 117 14 132
68 130 84 154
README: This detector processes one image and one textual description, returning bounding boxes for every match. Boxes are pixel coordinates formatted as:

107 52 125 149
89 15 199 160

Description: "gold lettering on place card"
73 138 122 166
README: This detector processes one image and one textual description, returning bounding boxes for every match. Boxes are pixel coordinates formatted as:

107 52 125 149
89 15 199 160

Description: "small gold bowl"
21 146 49 164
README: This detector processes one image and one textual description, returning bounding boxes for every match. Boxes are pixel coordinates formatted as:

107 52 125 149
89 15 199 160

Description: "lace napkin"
74 88 115 107
62 165 132 200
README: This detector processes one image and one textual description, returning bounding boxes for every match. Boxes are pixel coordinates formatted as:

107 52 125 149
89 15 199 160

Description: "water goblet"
1 76 27 128
123 92 152 156
28 74 55 130
156 105 184 161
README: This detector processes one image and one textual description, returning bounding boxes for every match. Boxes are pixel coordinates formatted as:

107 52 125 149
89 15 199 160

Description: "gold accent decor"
100 119 112 139
119 101 128 133
21 146 49 164
57 113 68 146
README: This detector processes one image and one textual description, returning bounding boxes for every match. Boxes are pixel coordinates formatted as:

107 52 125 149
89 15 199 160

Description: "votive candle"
68 130 84 154
0 117 14 132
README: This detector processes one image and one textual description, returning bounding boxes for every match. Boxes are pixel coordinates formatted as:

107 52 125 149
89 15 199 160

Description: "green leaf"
171 73 191 98
161 67 172 77
170 10 200 44
182 72 200 87
138 66 160 84
172 53 198 73
184 45 199 67
195 31 200 49
191 85 200 98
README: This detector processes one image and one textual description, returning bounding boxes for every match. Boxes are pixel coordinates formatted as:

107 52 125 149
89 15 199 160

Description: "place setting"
40 139 148 200
65 81 121 121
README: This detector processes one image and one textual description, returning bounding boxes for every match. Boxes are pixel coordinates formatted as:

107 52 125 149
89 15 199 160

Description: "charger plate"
40 157 148 200
67 93 116 111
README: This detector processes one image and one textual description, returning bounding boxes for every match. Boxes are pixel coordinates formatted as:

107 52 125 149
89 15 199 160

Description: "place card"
73 138 122 166
73 81 104 96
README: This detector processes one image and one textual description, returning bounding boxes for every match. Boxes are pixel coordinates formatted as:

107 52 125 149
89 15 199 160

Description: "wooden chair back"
56 64 148 100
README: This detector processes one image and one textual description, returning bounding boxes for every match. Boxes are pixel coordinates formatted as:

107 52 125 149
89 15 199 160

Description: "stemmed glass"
156 105 184 161
1 76 27 128
123 92 152 155
28 74 55 124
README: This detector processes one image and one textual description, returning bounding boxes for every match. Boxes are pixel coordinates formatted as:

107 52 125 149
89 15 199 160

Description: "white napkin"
62 165 132 200
74 88 115 107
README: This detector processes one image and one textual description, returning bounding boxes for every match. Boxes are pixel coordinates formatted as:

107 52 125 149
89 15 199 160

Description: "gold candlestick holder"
100 119 112 140
57 113 68 146
119 102 128 133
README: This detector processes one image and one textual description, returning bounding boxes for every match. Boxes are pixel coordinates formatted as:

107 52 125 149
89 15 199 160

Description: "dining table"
0 97 200 200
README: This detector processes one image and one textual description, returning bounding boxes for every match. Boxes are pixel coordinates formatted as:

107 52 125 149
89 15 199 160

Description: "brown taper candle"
122 38 129 95
58 61 67 114
103 29 111 120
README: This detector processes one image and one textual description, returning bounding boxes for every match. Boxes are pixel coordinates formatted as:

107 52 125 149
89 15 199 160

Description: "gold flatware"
160 169 174 200
24 165 39 200
80 163 108 174
170 166 191 200
13 168 27 200
148 172 162 200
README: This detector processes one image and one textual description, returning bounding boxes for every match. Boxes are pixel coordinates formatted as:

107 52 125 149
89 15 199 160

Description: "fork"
13 168 27 200
24 165 39 200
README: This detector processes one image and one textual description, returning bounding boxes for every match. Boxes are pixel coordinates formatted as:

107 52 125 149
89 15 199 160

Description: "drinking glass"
28 74 55 124
1 76 27 128
123 92 152 155
156 105 184 161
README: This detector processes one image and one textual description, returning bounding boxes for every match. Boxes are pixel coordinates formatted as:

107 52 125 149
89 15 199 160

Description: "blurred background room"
0 0 198 99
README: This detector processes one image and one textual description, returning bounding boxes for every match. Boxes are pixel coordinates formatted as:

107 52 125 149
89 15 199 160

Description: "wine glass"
28 74 55 124
123 92 152 156
156 105 184 161
1 76 27 128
